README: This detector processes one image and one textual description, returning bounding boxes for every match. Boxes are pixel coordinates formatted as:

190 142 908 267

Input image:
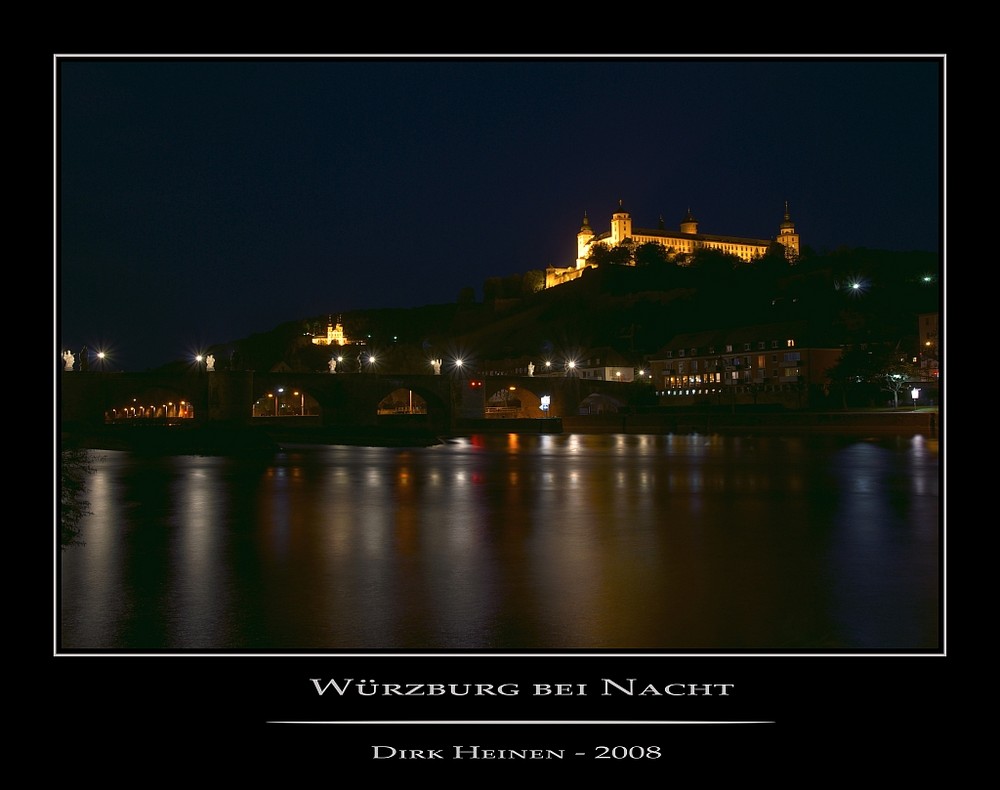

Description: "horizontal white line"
268 720 775 725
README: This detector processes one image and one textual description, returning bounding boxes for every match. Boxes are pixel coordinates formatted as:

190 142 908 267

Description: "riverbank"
61 408 939 454
562 408 939 435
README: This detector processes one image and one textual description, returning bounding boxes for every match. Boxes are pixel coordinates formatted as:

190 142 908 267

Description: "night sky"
57 55 943 371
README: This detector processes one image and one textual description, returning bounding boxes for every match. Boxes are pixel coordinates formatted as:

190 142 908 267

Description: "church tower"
610 199 632 245
679 208 698 235
776 201 800 261
576 211 595 268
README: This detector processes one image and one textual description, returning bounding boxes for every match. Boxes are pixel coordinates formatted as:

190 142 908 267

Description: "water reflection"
60 433 940 651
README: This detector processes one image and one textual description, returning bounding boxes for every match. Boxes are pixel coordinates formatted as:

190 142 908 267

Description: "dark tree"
482 276 503 302
521 270 545 295
634 241 674 268
502 273 523 298
61 448 93 547
586 242 614 267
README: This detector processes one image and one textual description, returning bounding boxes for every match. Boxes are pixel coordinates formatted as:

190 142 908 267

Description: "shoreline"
61 408 939 454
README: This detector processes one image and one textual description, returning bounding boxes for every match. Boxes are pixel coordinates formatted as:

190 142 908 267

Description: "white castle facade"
545 201 800 288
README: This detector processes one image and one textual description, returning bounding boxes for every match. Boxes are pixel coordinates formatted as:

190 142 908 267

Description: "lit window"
787 339 795 347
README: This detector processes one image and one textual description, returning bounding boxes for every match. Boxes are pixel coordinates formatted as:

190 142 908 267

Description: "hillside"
172 248 940 374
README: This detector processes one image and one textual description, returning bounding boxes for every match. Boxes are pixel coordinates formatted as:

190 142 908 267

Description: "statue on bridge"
205 354 215 372
62 350 75 371
528 361 534 377
328 357 338 373
431 358 442 375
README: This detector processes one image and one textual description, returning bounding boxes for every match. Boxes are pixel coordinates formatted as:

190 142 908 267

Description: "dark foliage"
60 448 93 548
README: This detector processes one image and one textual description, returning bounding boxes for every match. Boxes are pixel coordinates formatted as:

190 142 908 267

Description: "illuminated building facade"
311 316 348 347
646 321 839 407
545 201 800 288
918 312 939 379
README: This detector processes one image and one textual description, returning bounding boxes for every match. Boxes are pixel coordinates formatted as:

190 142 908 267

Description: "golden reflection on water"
61 433 940 651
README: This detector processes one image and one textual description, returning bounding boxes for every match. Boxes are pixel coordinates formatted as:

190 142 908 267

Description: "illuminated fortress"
545 201 800 288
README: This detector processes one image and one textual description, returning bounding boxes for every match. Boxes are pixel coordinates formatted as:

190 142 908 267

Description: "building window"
725 344 733 353
787 339 795 347
708 346 715 354
758 342 765 350
771 341 779 349
679 349 685 357
743 343 751 351
690 348 697 356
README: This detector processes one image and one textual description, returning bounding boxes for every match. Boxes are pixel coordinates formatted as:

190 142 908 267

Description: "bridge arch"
484 383 545 418
249 372 453 430
578 391 627 415
104 384 199 422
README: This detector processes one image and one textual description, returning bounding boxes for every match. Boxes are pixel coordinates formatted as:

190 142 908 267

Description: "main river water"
58 431 940 651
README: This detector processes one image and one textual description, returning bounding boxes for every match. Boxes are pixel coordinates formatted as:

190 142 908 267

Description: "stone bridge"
59 370 645 432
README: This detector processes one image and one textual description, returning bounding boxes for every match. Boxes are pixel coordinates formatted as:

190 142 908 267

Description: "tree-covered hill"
161 247 939 373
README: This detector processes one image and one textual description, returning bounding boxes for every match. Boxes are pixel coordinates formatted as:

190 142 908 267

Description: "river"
58 431 940 651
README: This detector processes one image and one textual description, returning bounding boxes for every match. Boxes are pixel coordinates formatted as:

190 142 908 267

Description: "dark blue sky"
57 55 943 371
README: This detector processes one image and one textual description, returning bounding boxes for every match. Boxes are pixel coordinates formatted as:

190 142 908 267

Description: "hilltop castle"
545 201 800 288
